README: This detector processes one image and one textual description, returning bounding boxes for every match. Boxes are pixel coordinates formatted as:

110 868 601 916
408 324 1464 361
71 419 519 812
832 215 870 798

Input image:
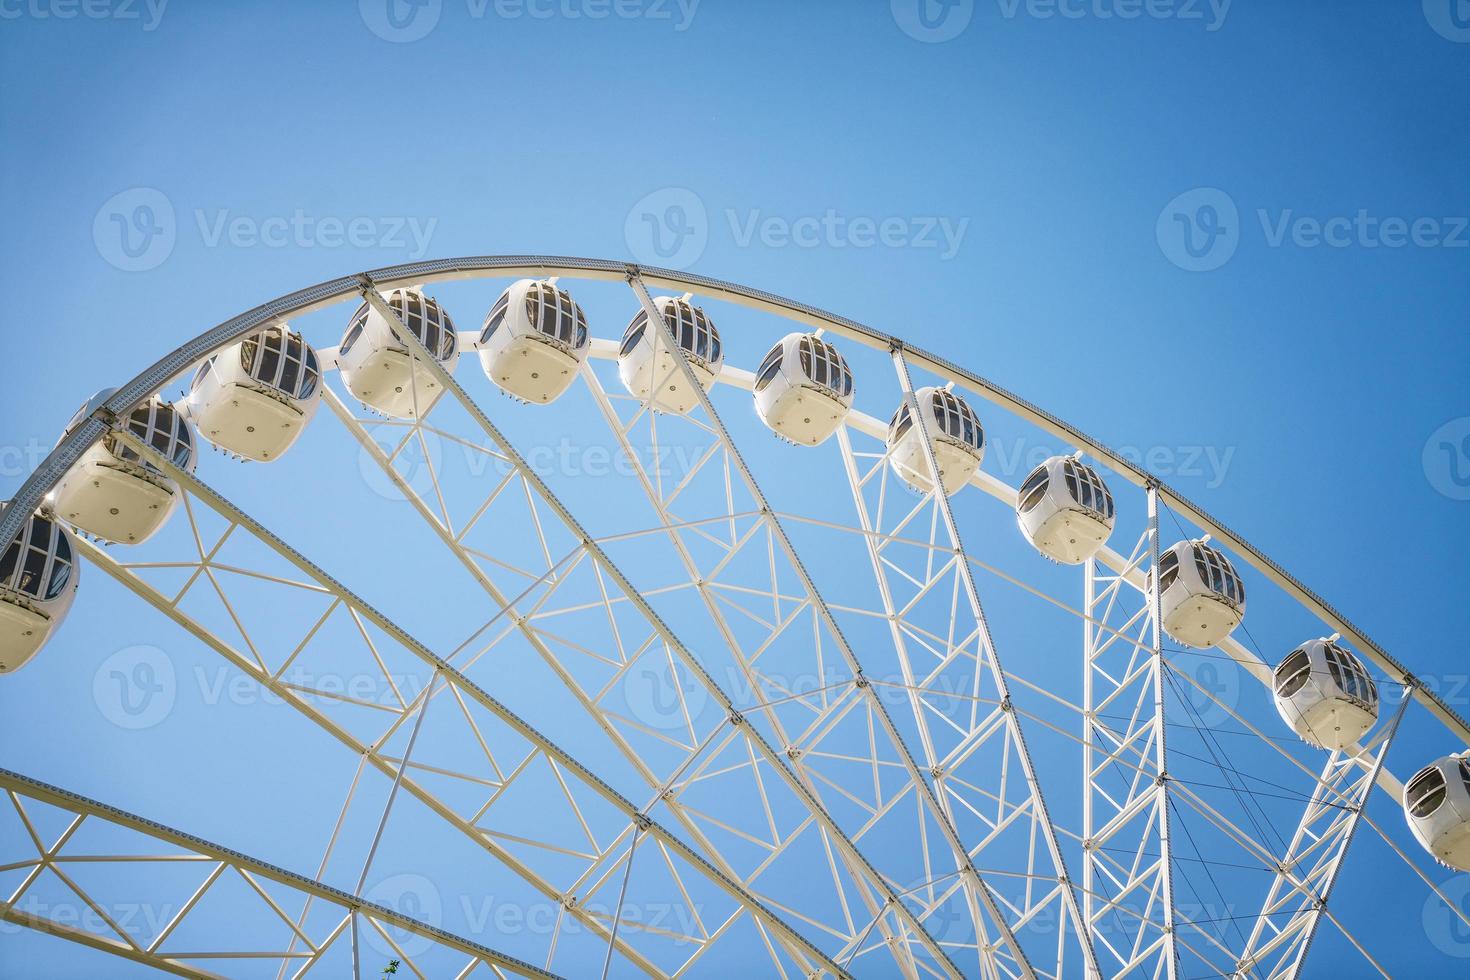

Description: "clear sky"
1 1 1468 977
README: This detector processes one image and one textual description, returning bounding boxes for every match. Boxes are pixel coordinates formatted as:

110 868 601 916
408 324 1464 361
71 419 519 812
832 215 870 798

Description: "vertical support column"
1082 558 1098 947
890 346 1099 978
1233 687 1411 979
1147 484 1180 980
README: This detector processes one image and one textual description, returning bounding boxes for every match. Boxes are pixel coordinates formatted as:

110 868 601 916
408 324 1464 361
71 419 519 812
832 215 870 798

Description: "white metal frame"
2 256 1464 978
0 768 557 979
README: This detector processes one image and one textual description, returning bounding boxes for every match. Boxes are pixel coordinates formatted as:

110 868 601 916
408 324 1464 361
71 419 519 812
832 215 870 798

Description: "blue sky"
1 1 1468 976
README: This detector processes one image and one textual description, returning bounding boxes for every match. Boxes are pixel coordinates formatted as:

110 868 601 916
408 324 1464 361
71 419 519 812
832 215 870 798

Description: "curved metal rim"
4 254 1461 753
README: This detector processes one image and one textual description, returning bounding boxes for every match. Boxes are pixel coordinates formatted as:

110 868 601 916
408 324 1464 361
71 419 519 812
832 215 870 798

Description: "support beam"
1233 691 1410 980
1147 485 1181 979
0 768 559 979
608 274 1029 978
355 281 949 978
0 255 1458 757
323 383 910 977
99 429 850 980
888 347 1099 977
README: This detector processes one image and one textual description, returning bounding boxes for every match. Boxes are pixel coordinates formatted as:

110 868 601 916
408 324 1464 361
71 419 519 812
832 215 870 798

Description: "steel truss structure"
2 256 1467 978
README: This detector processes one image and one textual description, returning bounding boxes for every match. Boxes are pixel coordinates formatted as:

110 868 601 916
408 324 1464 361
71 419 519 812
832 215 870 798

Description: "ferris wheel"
1 256 1466 979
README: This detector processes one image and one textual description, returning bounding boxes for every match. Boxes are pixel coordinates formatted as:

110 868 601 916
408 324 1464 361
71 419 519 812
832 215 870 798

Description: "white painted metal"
2 256 1460 978
0 767 559 979
477 279 591 404
1403 752 1470 872
613 276 1021 978
47 392 197 545
1 257 1458 749
0 508 78 672
616 293 722 414
85 429 852 979
184 323 322 462
752 332 854 446
888 347 1101 978
1271 639 1380 752
359 283 942 978
325 353 945 976
1015 455 1115 566
338 287 458 419
1233 691 1409 979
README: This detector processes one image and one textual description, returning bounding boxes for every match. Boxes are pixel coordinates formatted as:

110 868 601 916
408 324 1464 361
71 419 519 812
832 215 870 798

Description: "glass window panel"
893 406 913 442
342 314 365 355
1019 467 1049 499
1158 549 1179 593
0 537 18 585
621 322 646 357
22 542 45 591
300 349 320 399
1275 649 1312 697
1408 767 1448 818
45 554 71 600
279 349 300 395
